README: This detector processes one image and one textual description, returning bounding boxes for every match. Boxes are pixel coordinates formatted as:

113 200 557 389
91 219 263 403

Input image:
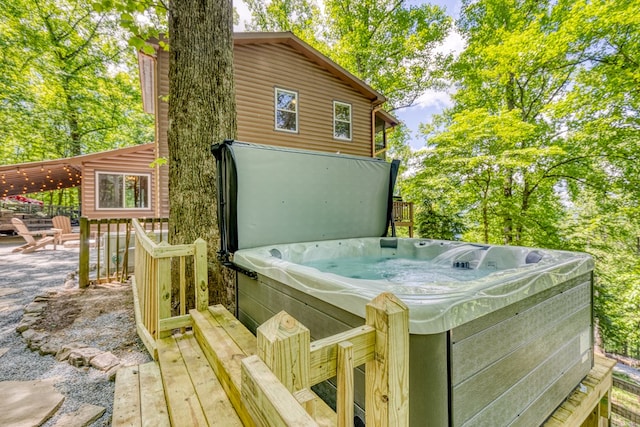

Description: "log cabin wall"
81 144 156 219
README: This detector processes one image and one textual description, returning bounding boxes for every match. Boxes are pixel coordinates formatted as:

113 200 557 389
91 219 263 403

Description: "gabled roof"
0 144 154 197
233 32 386 105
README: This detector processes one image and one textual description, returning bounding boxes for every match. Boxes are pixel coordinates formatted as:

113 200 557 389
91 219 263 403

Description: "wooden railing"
78 217 168 288
392 201 414 237
130 218 207 359
612 376 640 424
243 292 409 427
127 218 410 426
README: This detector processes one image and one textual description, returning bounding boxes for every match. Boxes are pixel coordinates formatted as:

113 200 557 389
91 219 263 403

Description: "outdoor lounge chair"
11 218 58 254
51 216 80 244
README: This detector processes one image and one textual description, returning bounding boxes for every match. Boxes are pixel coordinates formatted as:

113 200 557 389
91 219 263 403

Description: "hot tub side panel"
450 272 593 426
237 273 451 426
237 270 593 427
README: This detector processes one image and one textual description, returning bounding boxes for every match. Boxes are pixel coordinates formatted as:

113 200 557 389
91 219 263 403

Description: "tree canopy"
405 0 640 358
0 0 153 166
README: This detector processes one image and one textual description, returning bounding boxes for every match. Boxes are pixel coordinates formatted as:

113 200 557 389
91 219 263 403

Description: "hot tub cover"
212 141 398 254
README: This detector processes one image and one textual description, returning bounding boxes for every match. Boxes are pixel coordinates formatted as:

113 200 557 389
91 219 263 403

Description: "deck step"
157 332 242 426
113 362 170 427
191 305 337 426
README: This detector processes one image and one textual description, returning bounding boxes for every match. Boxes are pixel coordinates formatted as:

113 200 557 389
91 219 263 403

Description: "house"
1 32 402 226
138 32 399 218
0 144 156 221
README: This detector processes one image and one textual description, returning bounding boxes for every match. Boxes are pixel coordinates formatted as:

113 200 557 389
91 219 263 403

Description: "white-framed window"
275 87 298 132
333 101 352 140
96 172 150 210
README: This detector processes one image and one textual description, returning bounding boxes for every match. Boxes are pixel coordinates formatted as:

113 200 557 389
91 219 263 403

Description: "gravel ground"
0 236 150 426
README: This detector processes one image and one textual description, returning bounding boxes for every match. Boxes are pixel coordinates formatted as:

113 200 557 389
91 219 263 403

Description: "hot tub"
212 141 594 426
234 238 593 426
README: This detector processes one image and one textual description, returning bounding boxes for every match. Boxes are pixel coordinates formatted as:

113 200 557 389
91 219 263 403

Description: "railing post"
408 202 414 237
337 341 354 427
257 311 310 392
78 216 90 288
365 292 409 427
194 238 208 311
156 242 171 339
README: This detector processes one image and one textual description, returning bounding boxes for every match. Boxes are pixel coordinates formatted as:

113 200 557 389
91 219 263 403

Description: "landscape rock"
106 363 122 381
55 342 88 362
90 351 120 371
39 342 60 356
21 329 49 351
68 347 103 368
51 404 105 427
16 318 38 333
27 332 50 351
24 302 47 314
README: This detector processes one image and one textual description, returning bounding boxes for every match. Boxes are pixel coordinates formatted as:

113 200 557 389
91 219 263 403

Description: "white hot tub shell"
212 141 594 426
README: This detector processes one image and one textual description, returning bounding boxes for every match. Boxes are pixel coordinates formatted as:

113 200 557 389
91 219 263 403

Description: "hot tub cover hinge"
217 249 258 279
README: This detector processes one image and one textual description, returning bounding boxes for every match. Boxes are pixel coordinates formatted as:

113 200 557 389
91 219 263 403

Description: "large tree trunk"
167 0 237 310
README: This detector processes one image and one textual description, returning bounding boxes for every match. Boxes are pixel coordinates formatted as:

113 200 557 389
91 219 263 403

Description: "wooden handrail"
130 218 208 358
242 292 410 427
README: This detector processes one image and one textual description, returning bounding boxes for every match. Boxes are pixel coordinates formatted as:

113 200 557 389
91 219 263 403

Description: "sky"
233 0 465 150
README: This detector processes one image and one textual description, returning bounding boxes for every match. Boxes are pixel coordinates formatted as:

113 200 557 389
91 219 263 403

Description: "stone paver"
0 379 65 426
51 403 105 427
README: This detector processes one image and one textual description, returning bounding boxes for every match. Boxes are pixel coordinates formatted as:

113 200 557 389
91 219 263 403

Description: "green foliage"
415 198 465 240
0 0 153 167
404 0 640 358
246 0 451 112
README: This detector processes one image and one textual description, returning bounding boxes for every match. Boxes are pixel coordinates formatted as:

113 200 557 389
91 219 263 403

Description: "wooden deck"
113 305 337 426
114 304 616 426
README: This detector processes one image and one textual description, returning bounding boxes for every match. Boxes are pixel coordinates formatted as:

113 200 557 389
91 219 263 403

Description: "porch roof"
0 144 155 198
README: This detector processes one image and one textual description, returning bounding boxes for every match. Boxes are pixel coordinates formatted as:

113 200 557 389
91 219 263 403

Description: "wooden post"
156 242 171 339
365 292 409 427
408 202 414 238
194 238 208 311
337 341 354 427
257 311 310 392
78 216 90 288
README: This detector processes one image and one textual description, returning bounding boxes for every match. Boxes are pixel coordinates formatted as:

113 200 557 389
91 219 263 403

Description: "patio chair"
51 216 80 244
10 218 57 254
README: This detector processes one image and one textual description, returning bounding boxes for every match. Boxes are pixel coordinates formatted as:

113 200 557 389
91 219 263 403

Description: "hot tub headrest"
212 140 399 254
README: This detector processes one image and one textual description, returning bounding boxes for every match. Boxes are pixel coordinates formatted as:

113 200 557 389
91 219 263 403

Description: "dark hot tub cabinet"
212 141 593 426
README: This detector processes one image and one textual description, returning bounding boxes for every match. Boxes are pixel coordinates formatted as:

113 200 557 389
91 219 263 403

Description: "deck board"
112 365 142 427
157 335 209 426
175 332 242 426
138 362 170 427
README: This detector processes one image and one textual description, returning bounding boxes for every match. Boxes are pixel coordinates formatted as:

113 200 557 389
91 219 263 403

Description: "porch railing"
78 217 168 288
130 218 207 359
392 201 414 237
